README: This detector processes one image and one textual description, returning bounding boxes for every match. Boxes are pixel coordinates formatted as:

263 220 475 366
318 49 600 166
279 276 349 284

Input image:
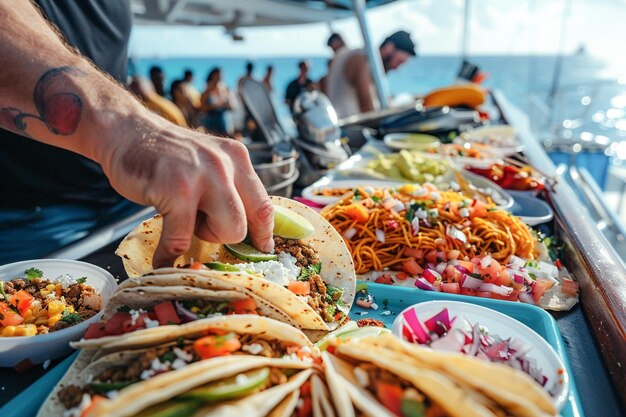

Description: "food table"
0 92 624 417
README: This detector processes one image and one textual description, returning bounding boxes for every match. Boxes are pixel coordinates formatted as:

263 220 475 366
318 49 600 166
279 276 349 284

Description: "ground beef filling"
57 335 291 409
356 318 385 328
274 237 320 268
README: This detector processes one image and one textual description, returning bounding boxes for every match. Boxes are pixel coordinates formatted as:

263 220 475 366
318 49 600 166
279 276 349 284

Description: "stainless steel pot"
248 141 299 197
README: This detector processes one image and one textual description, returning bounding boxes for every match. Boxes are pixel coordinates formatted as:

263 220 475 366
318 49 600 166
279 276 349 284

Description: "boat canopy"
131 0 396 26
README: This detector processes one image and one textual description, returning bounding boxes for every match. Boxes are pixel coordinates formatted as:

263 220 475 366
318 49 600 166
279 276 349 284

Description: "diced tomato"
402 260 423 276
0 302 24 327
531 280 553 303
403 247 423 260
402 324 414 342
80 395 105 417
495 270 511 287
459 288 477 297
477 291 493 298
425 251 438 265
10 290 34 315
422 269 441 284
194 333 242 359
492 289 521 302
476 258 502 280
345 203 369 223
560 279 579 297
288 281 311 296
300 381 312 397
122 313 151 333
375 382 403 416
456 260 475 274
230 298 259 314
395 272 408 280
297 397 313 417
555 259 563 269
375 274 394 285
104 312 131 335
441 283 460 294
84 323 108 339
189 261 208 270
154 301 180 325
470 200 487 218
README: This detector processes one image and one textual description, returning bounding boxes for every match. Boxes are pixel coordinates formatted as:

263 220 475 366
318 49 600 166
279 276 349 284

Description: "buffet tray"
348 283 584 417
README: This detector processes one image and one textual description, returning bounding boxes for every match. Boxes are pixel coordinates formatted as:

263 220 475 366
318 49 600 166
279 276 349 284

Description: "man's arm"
0 1 274 266
344 54 375 113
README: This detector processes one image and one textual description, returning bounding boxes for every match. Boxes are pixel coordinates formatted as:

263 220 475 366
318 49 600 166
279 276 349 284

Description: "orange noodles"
321 184 537 275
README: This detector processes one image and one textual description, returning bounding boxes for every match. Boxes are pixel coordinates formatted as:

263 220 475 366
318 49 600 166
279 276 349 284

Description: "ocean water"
132 54 620 120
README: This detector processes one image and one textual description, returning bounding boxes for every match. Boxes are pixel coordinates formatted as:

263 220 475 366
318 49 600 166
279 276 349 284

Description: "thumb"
153 206 196 269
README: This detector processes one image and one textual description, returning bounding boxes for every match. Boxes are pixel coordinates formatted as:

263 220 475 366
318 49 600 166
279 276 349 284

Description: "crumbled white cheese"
460 208 470 218
144 317 160 328
234 255 300 286
173 347 193 362
129 309 146 326
55 274 78 288
241 343 264 355
171 358 188 370
381 310 392 316
370 303 379 310
353 367 370 387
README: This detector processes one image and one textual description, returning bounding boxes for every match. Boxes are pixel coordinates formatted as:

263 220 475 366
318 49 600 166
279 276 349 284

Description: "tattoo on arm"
0 66 86 136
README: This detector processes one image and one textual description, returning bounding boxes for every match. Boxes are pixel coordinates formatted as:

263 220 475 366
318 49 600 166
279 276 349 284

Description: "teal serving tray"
348 282 584 417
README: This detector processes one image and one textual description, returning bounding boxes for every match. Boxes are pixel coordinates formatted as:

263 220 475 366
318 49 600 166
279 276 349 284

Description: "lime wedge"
204 262 241 272
273 205 314 239
224 242 277 262
180 367 270 403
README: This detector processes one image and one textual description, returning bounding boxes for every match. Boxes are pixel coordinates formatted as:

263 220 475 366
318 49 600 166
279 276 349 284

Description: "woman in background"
262 65 274 92
200 67 233 136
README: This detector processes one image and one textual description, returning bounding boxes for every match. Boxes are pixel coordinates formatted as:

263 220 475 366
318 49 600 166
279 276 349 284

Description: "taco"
40 315 317 417
115 197 356 331
73 280 299 349
322 334 557 417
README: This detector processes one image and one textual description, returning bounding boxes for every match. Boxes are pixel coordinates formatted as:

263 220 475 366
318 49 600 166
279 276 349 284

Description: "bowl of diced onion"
0 259 117 367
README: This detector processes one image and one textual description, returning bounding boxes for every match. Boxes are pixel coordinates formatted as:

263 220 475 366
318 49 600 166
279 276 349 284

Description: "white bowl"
0 259 117 367
391 300 569 411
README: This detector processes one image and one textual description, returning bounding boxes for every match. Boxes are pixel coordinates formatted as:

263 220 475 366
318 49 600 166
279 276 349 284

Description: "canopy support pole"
352 0 390 109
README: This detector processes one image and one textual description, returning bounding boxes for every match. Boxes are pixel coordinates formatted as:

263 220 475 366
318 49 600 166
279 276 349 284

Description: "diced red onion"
446 226 467 243
508 255 525 269
422 269 442 284
343 227 357 240
466 324 482 356
429 330 465 352
518 292 535 304
480 254 493 269
435 262 447 274
174 300 199 323
461 274 483 289
375 229 385 243
424 308 451 337
414 277 435 291
455 265 471 275
479 283 513 296
402 308 431 344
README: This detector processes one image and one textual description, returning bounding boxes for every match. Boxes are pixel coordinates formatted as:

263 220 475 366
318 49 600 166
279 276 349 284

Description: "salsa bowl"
0 259 117 367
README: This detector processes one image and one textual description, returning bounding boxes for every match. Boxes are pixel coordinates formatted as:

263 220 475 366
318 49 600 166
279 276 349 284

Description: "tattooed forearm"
0 66 86 136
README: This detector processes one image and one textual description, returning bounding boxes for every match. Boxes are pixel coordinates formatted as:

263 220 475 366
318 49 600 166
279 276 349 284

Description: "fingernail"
263 240 275 253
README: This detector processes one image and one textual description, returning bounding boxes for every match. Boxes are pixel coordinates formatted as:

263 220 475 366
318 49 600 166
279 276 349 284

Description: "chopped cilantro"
353 189 361 200
487 207 498 212
0 282 5 301
470 273 483 280
160 351 176 363
528 272 537 280
61 309 82 324
76 277 87 284
117 305 131 313
371 195 381 203
356 282 369 293
24 267 43 281
382 298 389 308
525 260 538 268
299 262 322 280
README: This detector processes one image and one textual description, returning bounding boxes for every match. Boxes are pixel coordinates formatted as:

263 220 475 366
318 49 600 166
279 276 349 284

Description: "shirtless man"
325 30 417 118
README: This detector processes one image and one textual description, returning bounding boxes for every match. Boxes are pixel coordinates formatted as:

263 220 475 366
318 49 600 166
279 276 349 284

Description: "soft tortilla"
73 314 313 352
115 196 356 330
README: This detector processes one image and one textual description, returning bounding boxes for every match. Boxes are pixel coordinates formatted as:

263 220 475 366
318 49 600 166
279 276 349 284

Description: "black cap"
383 30 417 56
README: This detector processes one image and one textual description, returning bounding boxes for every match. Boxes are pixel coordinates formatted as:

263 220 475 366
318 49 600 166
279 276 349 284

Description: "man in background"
325 30 416 118
285 60 312 112
181 69 201 108
327 32 346 55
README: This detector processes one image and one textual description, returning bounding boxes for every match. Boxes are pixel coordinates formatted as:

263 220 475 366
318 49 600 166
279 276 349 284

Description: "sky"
129 0 626 66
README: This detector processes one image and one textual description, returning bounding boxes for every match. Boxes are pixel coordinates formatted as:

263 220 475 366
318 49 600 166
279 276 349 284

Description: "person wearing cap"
325 30 417 118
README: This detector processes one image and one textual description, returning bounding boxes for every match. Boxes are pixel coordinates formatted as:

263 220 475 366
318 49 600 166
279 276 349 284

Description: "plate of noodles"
320 183 537 278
